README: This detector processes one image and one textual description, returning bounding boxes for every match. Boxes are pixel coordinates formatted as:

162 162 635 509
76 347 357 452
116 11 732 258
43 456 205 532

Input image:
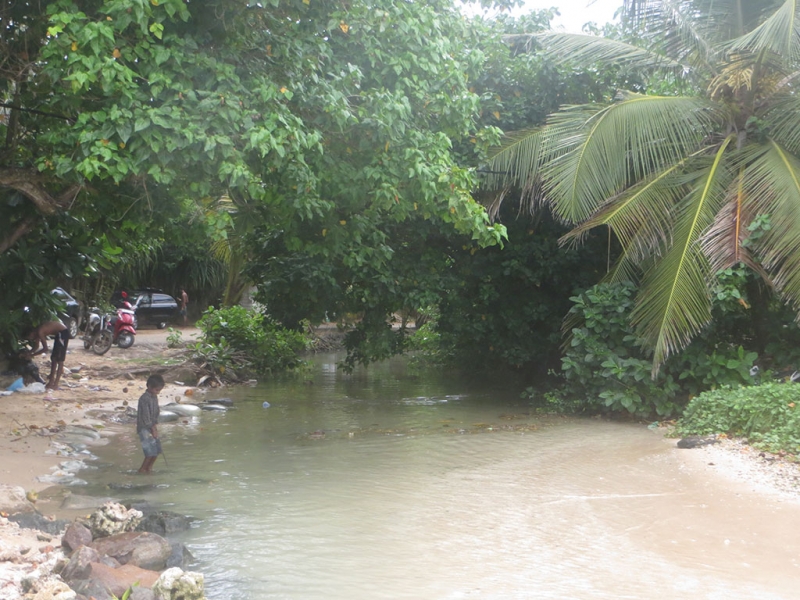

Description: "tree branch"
0 102 76 124
0 215 36 254
0 168 81 214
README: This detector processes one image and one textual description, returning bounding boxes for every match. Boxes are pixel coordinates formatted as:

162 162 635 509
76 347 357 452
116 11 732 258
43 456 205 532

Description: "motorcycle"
83 304 136 355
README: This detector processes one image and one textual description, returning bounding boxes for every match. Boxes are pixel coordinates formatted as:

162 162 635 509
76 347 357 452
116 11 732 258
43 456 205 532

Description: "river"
77 353 800 599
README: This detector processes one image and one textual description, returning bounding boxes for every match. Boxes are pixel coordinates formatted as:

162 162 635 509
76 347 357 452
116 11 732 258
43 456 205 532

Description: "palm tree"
486 0 800 373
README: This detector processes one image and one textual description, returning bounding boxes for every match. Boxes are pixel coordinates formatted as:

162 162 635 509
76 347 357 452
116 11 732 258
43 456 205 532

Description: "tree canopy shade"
1 0 506 351
485 0 800 373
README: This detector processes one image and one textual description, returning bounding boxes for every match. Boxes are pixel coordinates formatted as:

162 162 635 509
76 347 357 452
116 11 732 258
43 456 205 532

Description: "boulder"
0 484 35 514
162 367 198 386
136 511 193 536
62 521 93 552
84 562 160 597
157 411 180 423
29 579 76 600
166 542 194 570
152 567 206 600
129 588 157 600
677 436 719 449
206 397 233 406
90 531 172 571
8 512 70 535
61 494 118 511
61 545 101 582
162 403 202 417
88 502 143 537
68 578 113 600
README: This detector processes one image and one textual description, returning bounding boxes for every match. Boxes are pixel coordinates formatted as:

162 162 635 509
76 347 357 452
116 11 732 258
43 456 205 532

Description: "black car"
52 287 81 339
111 288 179 329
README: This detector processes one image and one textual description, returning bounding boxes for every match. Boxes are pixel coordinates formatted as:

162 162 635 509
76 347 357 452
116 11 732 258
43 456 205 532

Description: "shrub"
561 281 758 417
196 306 308 378
676 382 800 454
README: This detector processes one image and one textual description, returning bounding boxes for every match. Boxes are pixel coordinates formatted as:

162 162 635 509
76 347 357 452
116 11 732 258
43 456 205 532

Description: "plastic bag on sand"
6 377 24 392
18 382 46 394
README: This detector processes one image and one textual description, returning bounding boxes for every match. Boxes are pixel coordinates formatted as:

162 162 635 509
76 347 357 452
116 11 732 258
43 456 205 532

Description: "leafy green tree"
486 0 800 373
1 0 505 354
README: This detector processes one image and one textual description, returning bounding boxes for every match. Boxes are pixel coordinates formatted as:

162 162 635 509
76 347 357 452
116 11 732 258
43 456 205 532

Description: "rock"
136 511 193 536
8 512 70 535
162 402 202 417
677 435 719 449
166 542 194 570
0 484 36 513
61 545 101 581
162 367 198 386
30 579 76 600
62 521 93 552
83 562 160 597
87 502 143 537
61 494 119 511
68 578 114 600
62 425 102 440
152 567 206 600
90 531 172 571
206 397 233 406
158 410 180 423
129 588 157 600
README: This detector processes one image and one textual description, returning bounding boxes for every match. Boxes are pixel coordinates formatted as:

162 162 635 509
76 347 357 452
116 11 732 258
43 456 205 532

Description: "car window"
153 294 175 304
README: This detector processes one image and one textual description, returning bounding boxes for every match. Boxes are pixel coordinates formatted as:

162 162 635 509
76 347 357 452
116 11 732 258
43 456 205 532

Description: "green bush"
561 281 758 417
196 306 308 378
677 382 800 454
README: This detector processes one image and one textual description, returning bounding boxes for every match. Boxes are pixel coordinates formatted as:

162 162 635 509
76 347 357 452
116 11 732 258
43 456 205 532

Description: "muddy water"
78 355 800 599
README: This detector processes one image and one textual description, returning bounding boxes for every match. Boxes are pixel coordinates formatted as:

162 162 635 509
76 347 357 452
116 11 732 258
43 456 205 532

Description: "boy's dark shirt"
137 390 160 433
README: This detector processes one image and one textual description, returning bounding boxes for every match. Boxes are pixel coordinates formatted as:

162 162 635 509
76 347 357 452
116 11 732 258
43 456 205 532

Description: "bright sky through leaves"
464 0 621 32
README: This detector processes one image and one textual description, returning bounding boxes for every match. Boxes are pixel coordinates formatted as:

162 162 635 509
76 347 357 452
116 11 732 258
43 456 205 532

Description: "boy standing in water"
137 374 164 474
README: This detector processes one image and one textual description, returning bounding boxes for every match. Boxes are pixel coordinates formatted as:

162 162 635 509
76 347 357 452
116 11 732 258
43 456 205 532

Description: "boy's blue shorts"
139 429 160 458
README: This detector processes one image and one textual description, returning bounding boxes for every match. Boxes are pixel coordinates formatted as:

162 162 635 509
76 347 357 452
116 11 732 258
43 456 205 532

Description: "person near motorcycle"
27 319 69 390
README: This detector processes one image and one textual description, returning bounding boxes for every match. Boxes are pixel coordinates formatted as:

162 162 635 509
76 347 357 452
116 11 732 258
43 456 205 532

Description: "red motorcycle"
83 303 136 355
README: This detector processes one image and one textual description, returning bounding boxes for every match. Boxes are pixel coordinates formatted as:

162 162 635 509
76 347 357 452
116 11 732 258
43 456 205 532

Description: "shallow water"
79 354 800 599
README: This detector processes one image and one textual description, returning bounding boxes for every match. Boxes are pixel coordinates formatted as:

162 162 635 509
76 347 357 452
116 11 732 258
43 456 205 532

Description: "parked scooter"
83 304 136 355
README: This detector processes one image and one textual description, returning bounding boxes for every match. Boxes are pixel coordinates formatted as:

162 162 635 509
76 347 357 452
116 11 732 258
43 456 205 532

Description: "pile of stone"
0 485 206 600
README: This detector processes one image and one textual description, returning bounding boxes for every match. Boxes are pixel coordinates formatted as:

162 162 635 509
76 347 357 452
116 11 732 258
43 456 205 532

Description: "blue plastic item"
7 378 24 392
262 401 271 408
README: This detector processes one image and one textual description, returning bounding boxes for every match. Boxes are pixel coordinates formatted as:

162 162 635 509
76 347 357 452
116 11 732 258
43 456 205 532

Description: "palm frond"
763 93 800 155
741 140 800 304
631 135 735 373
543 94 719 224
511 33 685 73
559 150 709 256
483 128 546 196
726 0 800 62
699 168 768 277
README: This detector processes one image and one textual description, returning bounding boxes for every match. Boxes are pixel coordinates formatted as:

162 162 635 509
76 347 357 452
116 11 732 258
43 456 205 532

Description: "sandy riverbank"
0 329 202 504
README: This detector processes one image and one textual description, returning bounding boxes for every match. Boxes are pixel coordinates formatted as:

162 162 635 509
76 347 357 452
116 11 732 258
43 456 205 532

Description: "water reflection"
78 354 800 599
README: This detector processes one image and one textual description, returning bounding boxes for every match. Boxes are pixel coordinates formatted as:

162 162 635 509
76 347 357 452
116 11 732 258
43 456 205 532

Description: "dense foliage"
677 382 800 455
558 281 758 417
488 0 800 373
195 306 308 379
1 0 506 360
